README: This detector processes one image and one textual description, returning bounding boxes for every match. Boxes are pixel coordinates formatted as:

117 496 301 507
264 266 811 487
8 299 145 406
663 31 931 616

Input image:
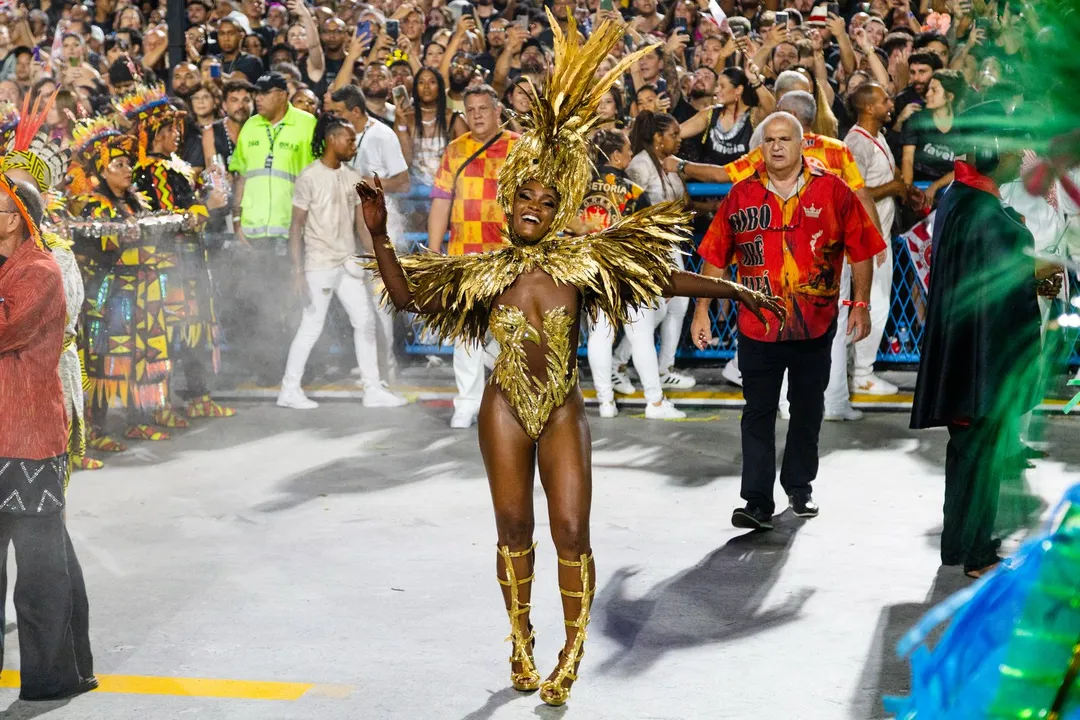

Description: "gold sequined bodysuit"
367 201 691 440
488 304 579 439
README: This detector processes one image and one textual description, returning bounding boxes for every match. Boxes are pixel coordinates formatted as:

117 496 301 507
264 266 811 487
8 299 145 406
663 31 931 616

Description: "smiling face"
511 180 559 243
909 62 934 96
509 83 532 114
924 78 950 110
715 74 740 106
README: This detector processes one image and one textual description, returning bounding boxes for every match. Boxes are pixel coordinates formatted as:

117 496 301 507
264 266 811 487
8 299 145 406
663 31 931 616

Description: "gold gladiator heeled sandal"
539 552 595 707
497 542 541 692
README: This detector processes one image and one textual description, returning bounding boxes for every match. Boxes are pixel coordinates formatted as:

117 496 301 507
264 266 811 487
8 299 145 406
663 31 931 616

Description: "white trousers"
612 295 689 376
282 266 382 390
852 239 893 376
373 300 398 383
453 339 487 414
588 309 664 404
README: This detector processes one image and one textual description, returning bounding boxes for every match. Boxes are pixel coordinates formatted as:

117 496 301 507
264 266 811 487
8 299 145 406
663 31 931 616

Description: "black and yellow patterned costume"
133 152 219 370
73 190 173 413
118 85 230 422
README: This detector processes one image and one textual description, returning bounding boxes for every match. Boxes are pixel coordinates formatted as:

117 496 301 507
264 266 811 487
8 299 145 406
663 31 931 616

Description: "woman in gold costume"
357 13 785 707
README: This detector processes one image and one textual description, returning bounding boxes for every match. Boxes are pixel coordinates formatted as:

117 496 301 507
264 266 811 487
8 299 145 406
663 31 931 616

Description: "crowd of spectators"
0 0 1067 395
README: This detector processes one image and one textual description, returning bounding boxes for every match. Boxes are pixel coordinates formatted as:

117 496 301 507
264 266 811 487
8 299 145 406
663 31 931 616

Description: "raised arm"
356 176 440 313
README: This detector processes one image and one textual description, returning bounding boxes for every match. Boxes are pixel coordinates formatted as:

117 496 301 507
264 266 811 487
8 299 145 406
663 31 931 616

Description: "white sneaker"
824 406 864 421
721 361 743 387
450 409 477 429
611 367 636 395
645 399 686 420
598 400 618 418
659 368 696 389
277 386 318 410
850 373 899 395
778 405 791 420
362 382 408 408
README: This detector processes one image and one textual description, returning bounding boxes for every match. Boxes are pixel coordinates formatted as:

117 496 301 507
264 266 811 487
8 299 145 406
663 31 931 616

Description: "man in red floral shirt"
0 177 96 701
692 112 885 531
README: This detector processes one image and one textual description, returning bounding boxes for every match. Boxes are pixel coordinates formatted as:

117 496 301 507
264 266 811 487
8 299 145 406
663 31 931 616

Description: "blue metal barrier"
393 184 1080 365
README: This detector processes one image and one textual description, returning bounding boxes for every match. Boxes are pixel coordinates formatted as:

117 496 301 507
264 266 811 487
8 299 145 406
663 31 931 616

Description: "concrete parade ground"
2 373 1079 719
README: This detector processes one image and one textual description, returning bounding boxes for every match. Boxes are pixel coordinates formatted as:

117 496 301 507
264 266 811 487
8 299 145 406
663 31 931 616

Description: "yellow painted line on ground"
0 671 318 700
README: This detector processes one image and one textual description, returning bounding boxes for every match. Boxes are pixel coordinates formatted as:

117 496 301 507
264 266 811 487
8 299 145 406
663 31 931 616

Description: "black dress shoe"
732 504 774 531
20 676 98 702
788 493 819 518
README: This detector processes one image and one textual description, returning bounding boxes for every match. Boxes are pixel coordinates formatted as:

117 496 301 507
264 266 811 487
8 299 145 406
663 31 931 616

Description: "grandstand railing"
394 183 1079 365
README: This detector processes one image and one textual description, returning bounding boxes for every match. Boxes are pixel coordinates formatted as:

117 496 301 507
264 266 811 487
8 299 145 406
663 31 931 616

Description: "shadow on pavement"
0 697 73 718
456 687 523 720
847 565 971 719
594 516 810 677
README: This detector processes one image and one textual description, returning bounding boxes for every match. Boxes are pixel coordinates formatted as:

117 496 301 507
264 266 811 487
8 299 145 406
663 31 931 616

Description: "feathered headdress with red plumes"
67 115 137 197
114 83 186 164
0 89 71 192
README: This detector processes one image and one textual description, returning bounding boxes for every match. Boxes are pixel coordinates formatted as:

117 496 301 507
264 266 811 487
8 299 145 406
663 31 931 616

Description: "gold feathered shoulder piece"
369 201 692 346
497 11 661 238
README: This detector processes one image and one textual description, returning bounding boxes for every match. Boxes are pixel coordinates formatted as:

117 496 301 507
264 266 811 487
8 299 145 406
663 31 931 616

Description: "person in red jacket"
0 175 97 701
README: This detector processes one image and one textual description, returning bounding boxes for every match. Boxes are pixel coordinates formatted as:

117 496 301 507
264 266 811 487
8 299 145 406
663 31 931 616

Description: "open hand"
737 287 787 334
355 174 388 236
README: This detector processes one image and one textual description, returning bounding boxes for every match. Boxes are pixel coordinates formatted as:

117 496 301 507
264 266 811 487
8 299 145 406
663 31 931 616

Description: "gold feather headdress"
497 10 659 243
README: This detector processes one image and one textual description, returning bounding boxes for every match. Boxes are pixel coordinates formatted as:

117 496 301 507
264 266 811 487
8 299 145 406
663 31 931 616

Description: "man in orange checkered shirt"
428 85 520 429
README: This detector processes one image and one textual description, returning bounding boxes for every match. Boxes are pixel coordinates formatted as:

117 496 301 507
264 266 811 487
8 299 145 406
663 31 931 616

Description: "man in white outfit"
277 112 407 410
842 83 908 396
329 85 412 384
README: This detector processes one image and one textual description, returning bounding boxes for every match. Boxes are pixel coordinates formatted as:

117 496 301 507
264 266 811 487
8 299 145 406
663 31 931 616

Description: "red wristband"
842 300 869 309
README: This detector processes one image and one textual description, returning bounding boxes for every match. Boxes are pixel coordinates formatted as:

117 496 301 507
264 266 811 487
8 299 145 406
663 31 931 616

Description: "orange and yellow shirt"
699 162 884 343
431 130 520 256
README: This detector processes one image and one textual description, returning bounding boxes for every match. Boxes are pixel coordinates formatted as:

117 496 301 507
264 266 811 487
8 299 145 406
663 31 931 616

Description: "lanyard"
263 121 285 169
851 125 895 171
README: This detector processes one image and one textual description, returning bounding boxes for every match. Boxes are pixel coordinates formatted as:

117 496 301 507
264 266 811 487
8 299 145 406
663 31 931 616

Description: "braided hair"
591 128 628 167
312 111 353 159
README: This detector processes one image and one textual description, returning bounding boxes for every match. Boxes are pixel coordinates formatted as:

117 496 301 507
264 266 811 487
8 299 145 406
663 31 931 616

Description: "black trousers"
0 514 90 699
739 328 835 514
943 421 1004 572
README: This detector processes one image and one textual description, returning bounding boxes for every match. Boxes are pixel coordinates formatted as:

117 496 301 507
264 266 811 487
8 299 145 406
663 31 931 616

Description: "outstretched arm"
663 269 786 331
355 176 442 314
